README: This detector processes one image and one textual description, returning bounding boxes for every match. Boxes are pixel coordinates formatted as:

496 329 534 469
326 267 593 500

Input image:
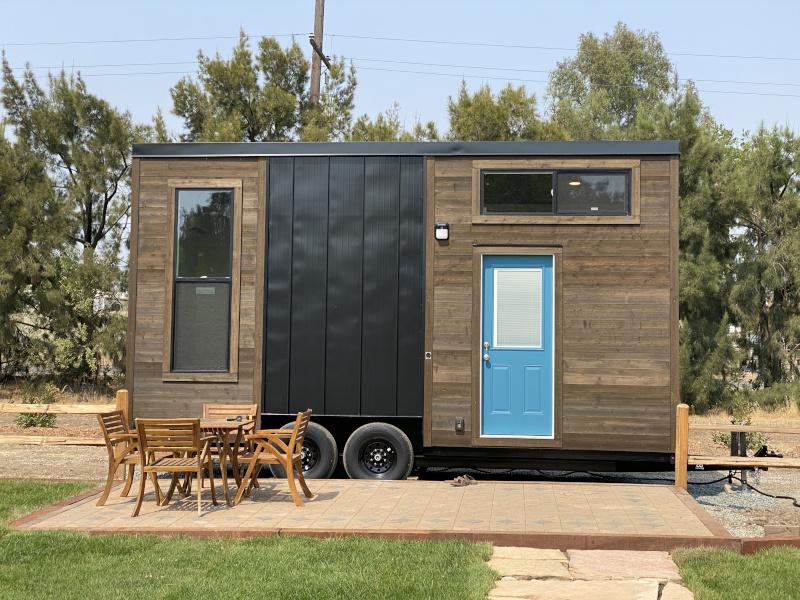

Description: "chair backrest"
287 409 312 453
203 404 258 438
202 404 258 420
97 410 131 447
136 418 202 455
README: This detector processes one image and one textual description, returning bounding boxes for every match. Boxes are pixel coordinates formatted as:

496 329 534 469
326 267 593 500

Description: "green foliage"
1 56 138 252
1 54 137 385
172 30 357 143
674 546 800 600
0 134 69 376
709 391 770 450
0 530 496 600
727 126 800 387
349 103 439 142
447 81 567 141
13 382 59 428
548 21 675 139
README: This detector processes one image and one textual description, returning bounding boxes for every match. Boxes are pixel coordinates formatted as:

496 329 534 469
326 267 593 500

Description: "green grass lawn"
0 479 97 527
0 480 497 600
674 546 800 600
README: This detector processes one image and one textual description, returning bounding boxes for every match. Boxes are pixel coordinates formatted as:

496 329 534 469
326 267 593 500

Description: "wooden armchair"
234 409 314 507
96 410 140 506
132 419 218 517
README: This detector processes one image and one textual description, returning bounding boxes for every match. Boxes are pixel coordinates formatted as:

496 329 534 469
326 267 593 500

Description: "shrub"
14 382 59 428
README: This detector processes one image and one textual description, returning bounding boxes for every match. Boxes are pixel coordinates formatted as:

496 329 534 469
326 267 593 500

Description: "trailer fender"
343 423 414 480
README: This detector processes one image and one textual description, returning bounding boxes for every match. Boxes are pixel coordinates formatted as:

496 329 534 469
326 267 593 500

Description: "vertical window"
164 180 242 381
172 189 232 372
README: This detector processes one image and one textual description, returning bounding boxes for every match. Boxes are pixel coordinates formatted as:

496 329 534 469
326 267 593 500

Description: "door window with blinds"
493 268 543 348
163 180 242 382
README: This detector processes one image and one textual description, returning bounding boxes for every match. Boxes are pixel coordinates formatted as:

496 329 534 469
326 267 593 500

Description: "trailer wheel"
343 423 414 480
269 422 338 480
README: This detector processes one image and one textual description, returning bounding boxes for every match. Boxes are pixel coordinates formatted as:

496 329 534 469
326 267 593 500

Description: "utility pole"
309 0 327 104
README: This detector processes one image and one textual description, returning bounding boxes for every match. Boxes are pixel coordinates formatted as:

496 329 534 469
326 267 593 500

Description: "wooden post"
675 403 689 491
114 390 131 479
115 389 130 426
309 0 325 103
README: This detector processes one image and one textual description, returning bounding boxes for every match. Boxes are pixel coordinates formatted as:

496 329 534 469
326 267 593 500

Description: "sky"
1 0 799 140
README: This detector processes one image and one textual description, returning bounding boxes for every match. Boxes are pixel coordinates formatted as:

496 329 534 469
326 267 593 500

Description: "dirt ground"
2 404 800 536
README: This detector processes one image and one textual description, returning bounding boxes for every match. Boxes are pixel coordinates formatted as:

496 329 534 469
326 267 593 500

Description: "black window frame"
480 168 631 217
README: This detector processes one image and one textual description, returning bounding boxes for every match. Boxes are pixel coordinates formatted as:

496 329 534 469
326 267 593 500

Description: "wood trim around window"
470 245 563 448
162 179 243 383
471 158 640 225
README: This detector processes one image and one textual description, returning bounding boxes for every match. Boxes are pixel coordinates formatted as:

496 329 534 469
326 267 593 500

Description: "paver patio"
13 478 738 551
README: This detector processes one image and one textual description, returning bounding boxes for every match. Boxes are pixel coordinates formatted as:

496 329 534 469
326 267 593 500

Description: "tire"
343 423 414 480
269 421 338 480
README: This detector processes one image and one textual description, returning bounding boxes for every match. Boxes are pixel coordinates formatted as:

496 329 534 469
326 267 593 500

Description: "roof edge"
132 140 680 158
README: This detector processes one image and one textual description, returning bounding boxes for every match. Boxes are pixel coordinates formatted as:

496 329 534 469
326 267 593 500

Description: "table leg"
216 433 233 506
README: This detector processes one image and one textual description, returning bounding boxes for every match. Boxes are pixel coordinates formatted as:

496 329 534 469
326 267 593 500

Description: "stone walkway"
488 547 693 599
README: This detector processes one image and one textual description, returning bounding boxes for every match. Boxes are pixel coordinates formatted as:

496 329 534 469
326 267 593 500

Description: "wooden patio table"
200 418 253 506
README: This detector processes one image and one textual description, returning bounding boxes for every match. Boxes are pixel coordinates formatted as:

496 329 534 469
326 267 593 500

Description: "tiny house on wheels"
127 141 680 479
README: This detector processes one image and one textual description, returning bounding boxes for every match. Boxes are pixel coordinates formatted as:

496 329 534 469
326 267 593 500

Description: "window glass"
172 282 230 371
482 172 553 214
556 172 628 214
175 189 232 278
494 268 542 348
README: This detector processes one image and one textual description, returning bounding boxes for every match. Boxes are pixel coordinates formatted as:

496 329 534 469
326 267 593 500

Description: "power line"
12 62 800 99
11 56 800 91
0 34 294 47
330 33 800 63
10 61 197 71
4 31 800 63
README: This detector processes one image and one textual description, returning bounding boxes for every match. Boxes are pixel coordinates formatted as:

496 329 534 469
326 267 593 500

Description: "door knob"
483 354 490 361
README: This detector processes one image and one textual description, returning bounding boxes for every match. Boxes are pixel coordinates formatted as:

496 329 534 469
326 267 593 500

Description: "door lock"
483 341 489 349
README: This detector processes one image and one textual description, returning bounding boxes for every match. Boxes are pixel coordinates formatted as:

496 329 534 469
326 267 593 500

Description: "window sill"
162 371 239 383
471 214 641 226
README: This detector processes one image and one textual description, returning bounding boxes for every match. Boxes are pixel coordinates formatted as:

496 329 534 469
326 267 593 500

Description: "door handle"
483 354 490 361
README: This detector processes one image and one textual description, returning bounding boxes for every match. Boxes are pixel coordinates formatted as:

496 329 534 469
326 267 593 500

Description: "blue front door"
481 255 554 437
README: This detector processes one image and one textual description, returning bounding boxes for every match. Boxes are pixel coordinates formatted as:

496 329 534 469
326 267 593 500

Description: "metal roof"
133 140 679 158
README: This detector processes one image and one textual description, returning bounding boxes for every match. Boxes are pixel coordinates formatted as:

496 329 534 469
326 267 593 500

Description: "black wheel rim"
301 439 320 472
360 440 396 474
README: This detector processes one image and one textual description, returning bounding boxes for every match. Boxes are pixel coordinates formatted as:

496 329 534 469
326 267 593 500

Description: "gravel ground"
2 411 800 538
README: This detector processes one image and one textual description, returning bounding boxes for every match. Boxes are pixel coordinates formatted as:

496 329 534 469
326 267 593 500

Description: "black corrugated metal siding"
263 156 425 417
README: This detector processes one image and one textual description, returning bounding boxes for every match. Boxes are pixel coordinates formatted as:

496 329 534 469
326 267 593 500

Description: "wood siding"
428 156 676 453
129 157 263 419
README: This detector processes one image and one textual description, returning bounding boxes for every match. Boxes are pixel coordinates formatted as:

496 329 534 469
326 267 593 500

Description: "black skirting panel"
263 155 425 418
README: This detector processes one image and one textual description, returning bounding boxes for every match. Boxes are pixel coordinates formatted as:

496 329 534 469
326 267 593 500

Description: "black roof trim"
133 140 679 158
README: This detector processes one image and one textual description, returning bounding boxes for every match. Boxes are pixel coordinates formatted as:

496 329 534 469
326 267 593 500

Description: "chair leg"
234 460 258 505
164 473 182 504
294 461 314 499
207 461 218 506
285 463 305 507
131 470 148 517
96 462 117 506
121 463 135 497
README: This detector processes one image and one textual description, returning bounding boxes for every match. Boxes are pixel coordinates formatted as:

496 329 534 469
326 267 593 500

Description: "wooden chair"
199 403 258 488
132 419 218 517
96 410 140 506
234 409 314 507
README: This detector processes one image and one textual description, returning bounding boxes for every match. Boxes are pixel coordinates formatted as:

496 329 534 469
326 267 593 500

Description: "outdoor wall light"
435 222 450 240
